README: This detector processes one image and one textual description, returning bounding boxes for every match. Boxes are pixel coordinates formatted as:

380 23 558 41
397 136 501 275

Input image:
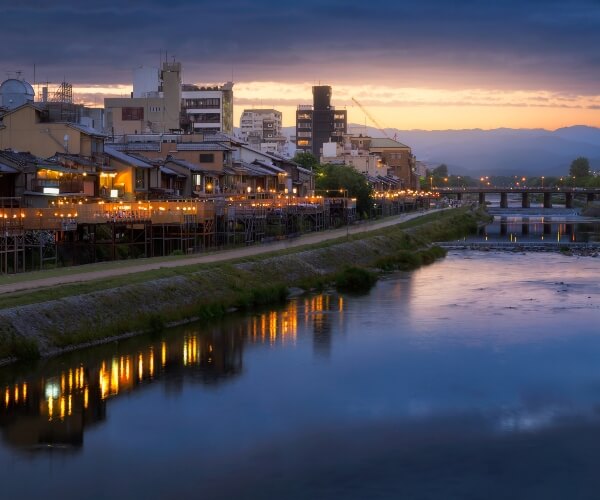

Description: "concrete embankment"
0 208 482 362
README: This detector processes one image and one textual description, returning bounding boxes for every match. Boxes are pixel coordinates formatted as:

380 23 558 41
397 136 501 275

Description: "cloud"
1 0 600 96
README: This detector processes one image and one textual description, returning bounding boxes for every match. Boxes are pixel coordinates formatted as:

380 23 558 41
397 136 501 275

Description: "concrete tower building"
295 85 346 157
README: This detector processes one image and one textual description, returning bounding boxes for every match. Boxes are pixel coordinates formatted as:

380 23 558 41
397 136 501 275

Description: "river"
1 251 600 499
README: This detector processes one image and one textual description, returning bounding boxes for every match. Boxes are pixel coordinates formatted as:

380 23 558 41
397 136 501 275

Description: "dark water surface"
2 252 600 499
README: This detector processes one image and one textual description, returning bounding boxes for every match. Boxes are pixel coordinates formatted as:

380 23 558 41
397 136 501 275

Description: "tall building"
295 85 347 157
180 82 234 135
239 108 285 153
105 61 182 135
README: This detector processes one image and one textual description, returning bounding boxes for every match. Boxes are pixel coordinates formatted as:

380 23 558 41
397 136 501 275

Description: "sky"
1 0 600 130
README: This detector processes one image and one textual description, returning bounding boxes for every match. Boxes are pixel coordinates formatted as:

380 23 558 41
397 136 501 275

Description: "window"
193 113 220 123
297 140 310 146
192 174 202 190
135 168 146 190
149 106 161 113
122 107 144 121
183 98 221 108
297 131 312 138
199 153 215 163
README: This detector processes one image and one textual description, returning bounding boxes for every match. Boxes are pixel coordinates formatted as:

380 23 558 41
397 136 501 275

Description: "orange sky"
73 82 600 131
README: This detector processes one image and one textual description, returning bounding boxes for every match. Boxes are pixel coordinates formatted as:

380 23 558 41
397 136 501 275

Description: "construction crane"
351 97 394 140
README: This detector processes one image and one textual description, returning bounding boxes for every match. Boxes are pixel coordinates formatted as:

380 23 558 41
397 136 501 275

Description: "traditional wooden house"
104 146 156 200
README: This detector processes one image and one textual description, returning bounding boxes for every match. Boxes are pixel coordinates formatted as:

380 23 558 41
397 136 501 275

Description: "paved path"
0 210 437 296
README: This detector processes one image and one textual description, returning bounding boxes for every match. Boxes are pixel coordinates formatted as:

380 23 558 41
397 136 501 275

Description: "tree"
432 164 448 178
315 163 373 216
569 157 591 179
292 151 319 171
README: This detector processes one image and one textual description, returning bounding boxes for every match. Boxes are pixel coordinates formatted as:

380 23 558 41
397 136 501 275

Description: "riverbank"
440 241 600 256
0 208 483 362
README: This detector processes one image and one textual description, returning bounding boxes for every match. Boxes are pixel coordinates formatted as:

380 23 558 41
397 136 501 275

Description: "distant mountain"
281 124 600 176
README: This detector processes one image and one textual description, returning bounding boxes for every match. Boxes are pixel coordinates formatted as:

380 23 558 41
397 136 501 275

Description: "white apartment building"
181 82 234 135
239 108 286 153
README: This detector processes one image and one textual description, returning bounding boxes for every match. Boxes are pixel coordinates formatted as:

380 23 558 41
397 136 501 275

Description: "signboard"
61 219 77 231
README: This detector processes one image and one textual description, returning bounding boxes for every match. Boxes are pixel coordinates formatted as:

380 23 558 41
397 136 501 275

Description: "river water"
2 251 600 499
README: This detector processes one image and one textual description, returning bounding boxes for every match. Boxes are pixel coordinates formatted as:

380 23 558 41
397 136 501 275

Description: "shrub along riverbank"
0 207 484 362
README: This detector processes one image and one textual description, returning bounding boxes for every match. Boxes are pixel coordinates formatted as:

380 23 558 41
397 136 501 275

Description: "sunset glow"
72 82 600 130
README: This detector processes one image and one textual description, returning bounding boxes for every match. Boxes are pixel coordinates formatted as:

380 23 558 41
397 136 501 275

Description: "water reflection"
0 294 345 452
474 215 600 243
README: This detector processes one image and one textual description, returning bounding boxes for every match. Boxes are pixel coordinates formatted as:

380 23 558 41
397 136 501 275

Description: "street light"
541 176 545 188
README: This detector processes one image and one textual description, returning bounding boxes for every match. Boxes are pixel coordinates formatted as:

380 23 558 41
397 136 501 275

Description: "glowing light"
138 353 143 380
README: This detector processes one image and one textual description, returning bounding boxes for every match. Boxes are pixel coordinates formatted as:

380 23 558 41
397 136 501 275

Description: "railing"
0 196 331 231
31 179 85 194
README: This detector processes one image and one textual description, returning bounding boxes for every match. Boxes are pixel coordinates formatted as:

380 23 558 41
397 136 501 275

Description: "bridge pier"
588 193 595 203
543 192 552 209
522 217 529 235
522 192 530 208
565 193 574 209
544 222 552 235
500 192 508 208
479 192 486 206
457 193 463 202
500 217 507 236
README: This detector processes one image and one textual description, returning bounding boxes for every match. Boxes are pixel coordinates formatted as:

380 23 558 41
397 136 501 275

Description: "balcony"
31 178 85 195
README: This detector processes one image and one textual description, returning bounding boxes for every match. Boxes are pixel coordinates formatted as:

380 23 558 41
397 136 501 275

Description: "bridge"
432 186 600 208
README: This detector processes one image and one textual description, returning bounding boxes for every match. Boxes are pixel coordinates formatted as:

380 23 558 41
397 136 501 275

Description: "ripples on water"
1 252 600 499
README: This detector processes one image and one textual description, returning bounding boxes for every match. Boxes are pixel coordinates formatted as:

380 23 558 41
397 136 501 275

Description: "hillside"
280 124 600 176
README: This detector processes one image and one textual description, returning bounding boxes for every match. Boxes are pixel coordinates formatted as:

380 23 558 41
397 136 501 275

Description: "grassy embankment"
0 207 484 361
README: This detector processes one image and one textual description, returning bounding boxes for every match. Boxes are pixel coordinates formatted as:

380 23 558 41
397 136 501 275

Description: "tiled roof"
368 138 411 149
105 147 153 169
0 161 18 173
253 160 286 174
165 158 210 173
176 143 231 151
106 142 161 152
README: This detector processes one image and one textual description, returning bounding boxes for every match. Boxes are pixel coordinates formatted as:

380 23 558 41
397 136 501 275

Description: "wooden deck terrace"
0 197 329 231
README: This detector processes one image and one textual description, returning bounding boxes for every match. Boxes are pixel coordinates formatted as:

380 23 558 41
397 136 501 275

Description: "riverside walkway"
0 210 438 296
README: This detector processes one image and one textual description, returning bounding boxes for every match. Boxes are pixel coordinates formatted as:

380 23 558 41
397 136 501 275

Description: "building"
105 61 234 136
295 85 347 157
104 61 183 136
348 136 417 189
239 109 286 153
180 82 234 135
321 141 385 177
0 78 35 111
0 103 105 160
